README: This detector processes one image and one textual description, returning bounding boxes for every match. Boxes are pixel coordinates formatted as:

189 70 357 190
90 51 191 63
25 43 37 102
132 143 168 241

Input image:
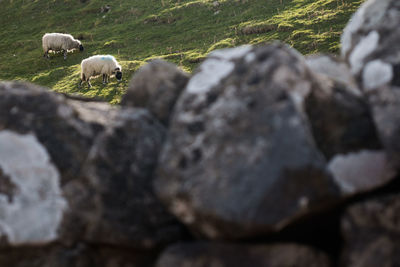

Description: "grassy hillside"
0 0 363 104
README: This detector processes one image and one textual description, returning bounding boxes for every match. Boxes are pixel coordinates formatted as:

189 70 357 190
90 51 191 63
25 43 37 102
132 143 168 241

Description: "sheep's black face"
79 44 84 51
116 71 122 81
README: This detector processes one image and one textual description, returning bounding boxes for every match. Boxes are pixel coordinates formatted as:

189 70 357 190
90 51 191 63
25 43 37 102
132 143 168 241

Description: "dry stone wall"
1 0 400 266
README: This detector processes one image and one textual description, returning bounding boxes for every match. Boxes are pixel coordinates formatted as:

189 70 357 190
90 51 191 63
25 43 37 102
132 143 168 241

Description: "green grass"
0 0 363 104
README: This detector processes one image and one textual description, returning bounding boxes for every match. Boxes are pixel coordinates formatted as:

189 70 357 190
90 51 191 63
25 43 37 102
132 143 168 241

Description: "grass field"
0 0 363 103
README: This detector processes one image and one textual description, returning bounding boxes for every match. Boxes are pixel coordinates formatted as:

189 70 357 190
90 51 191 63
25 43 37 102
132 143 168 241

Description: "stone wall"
1 0 400 266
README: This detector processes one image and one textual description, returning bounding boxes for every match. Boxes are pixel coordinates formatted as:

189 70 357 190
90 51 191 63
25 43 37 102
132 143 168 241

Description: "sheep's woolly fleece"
42 33 81 52
80 55 121 80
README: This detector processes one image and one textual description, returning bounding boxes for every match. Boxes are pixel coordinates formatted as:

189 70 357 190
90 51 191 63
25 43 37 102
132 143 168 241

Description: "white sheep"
42 33 84 60
79 55 122 88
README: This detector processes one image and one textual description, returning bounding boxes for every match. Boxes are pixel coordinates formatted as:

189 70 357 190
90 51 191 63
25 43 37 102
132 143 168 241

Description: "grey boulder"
155 44 341 240
0 81 95 185
61 107 186 248
121 59 189 126
304 55 395 194
341 0 400 169
156 242 332 267
341 0 400 90
0 243 157 267
341 193 400 267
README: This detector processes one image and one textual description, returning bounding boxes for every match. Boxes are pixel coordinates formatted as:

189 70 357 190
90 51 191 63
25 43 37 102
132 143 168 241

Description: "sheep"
79 55 122 88
42 33 84 60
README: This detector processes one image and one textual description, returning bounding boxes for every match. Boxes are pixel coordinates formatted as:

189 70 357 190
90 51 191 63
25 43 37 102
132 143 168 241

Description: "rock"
66 98 119 133
326 150 395 194
61 108 185 248
341 0 400 169
0 243 157 267
306 54 359 95
341 193 400 267
368 89 400 169
0 81 185 249
304 78 380 159
156 242 332 267
0 245 92 267
121 59 189 126
341 0 400 90
0 81 95 185
0 130 67 246
303 61 395 193
155 44 341 240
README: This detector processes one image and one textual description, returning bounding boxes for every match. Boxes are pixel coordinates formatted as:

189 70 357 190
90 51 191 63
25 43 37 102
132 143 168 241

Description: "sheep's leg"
63 50 67 60
87 79 92 88
43 50 49 59
79 74 86 87
102 74 109 84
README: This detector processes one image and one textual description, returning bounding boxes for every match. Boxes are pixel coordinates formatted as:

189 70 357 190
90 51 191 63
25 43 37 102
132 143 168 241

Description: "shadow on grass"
76 77 128 104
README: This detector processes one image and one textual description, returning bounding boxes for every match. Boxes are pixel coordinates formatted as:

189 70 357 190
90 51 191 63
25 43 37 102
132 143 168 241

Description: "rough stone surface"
66 98 119 134
341 193 400 267
306 54 359 95
341 0 400 89
155 43 341 240
0 244 157 267
341 0 400 169
121 59 189 126
0 81 185 251
304 53 397 193
2 1 400 264
304 77 379 160
327 150 395 194
0 130 67 246
156 242 332 267
0 245 92 267
368 88 400 169
61 108 185 248
0 81 95 185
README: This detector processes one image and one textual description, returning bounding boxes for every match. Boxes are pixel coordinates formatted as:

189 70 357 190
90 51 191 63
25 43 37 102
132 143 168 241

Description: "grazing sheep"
79 55 122 88
42 33 84 60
